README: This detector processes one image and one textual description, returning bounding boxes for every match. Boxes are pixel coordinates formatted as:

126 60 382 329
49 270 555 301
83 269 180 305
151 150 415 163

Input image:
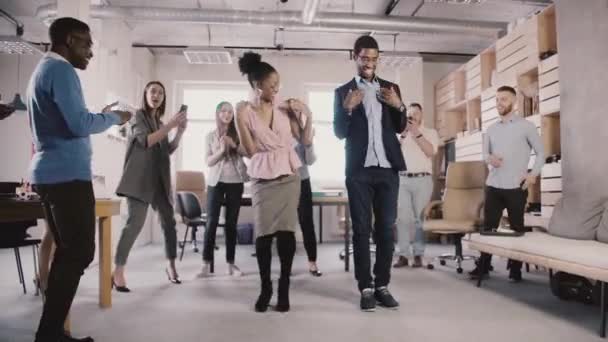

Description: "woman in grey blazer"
112 81 187 292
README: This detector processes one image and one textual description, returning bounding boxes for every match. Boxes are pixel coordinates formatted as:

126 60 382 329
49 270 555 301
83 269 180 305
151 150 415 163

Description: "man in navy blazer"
334 35 408 312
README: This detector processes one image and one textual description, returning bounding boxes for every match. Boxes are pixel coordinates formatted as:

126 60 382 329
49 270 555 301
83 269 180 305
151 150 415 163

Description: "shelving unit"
435 68 466 140
539 54 560 116
433 4 560 222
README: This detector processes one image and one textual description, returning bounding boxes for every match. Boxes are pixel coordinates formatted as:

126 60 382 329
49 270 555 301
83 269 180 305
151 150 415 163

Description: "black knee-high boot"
276 231 296 312
255 235 273 312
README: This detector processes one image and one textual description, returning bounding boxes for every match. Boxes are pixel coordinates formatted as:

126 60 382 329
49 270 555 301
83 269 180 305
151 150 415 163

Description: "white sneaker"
228 264 243 277
196 263 211 278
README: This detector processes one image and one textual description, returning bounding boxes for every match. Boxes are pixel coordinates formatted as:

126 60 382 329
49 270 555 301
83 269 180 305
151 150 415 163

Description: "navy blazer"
333 77 408 177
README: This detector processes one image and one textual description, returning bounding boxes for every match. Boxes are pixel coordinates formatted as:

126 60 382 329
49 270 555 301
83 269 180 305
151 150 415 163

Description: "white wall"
0 54 40 182
399 59 424 114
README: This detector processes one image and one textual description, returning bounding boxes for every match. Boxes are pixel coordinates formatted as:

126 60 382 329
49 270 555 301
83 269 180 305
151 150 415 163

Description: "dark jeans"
203 182 244 263
479 186 528 272
297 178 317 262
34 181 96 342
345 167 399 292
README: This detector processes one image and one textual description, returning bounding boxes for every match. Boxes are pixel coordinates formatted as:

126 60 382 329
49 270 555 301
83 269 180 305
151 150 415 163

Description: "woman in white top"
199 101 249 277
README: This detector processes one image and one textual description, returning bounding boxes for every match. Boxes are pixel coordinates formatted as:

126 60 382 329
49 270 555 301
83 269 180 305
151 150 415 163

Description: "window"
178 82 249 173
306 85 345 186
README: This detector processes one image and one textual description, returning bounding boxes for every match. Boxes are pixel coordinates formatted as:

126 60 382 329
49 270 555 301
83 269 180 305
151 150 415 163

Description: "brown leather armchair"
423 161 488 273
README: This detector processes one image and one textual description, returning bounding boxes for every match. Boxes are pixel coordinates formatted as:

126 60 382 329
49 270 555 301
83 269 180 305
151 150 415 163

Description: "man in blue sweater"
27 17 131 342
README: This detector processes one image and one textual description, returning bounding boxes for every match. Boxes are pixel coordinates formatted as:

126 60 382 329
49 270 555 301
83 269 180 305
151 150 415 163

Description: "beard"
498 103 513 116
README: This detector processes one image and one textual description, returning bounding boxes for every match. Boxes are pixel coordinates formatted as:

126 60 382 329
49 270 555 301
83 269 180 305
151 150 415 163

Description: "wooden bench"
463 232 608 338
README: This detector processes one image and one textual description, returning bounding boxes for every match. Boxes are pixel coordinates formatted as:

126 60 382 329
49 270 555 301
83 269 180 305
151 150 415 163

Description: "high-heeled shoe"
254 280 272 312
276 277 290 312
309 268 323 277
228 264 243 277
111 276 131 293
165 268 182 284
33 276 48 298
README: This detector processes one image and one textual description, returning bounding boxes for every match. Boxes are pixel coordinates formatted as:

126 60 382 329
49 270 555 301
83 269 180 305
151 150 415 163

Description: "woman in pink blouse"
235 52 313 313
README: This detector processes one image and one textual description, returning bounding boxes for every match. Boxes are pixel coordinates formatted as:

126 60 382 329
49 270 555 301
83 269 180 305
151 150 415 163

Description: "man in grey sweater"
469 85 544 283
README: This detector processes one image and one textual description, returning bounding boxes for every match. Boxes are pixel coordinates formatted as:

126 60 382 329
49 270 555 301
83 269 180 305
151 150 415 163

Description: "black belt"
399 172 431 178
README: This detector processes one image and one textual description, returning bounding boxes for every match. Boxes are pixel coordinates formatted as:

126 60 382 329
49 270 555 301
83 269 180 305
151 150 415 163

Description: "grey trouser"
115 188 177 266
396 175 433 258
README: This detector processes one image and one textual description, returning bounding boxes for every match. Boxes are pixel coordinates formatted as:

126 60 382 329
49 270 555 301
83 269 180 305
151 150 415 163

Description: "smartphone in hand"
179 104 188 113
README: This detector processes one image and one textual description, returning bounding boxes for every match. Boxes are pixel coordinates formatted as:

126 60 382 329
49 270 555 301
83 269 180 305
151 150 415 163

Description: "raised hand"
113 110 132 125
378 86 402 109
223 135 237 149
343 89 364 113
168 111 187 129
177 118 188 132
102 101 119 113
407 117 421 136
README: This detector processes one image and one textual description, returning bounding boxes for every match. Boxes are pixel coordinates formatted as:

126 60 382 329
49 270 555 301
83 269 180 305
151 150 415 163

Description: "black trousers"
345 167 399 292
203 182 244 263
480 186 528 271
34 181 96 342
297 178 317 262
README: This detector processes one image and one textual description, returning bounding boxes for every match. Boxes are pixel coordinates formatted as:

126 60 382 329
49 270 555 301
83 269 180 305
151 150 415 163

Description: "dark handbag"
550 272 597 305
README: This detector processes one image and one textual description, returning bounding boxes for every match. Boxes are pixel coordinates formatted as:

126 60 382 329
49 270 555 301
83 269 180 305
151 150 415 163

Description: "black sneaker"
507 260 523 283
508 269 523 283
374 287 399 309
360 288 376 312
468 266 489 280
59 333 94 342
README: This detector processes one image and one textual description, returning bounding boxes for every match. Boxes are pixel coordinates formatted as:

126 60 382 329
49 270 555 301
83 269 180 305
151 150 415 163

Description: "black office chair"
175 191 224 273
0 220 41 295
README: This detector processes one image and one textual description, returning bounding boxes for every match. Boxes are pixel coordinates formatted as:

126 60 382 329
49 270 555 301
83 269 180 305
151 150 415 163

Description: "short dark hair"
49 17 90 46
353 35 379 56
409 103 423 111
141 81 167 118
497 85 516 96
238 52 277 89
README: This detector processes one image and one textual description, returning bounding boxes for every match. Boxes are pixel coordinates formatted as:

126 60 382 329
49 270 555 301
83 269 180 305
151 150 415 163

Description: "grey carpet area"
0 242 604 342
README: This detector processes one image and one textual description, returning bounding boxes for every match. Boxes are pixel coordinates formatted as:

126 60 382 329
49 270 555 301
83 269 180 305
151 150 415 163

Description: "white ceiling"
0 0 550 56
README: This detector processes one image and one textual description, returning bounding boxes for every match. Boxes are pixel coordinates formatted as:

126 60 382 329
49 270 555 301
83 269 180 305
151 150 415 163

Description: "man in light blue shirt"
355 75 392 168
471 85 544 283
334 35 407 312
27 17 131 342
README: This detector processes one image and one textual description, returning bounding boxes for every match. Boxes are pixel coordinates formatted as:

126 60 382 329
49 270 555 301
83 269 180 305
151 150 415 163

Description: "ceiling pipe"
132 43 474 63
302 0 321 25
35 4 505 38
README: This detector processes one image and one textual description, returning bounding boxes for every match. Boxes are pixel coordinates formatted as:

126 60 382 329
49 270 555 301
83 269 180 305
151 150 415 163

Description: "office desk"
0 198 121 308
312 196 351 271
